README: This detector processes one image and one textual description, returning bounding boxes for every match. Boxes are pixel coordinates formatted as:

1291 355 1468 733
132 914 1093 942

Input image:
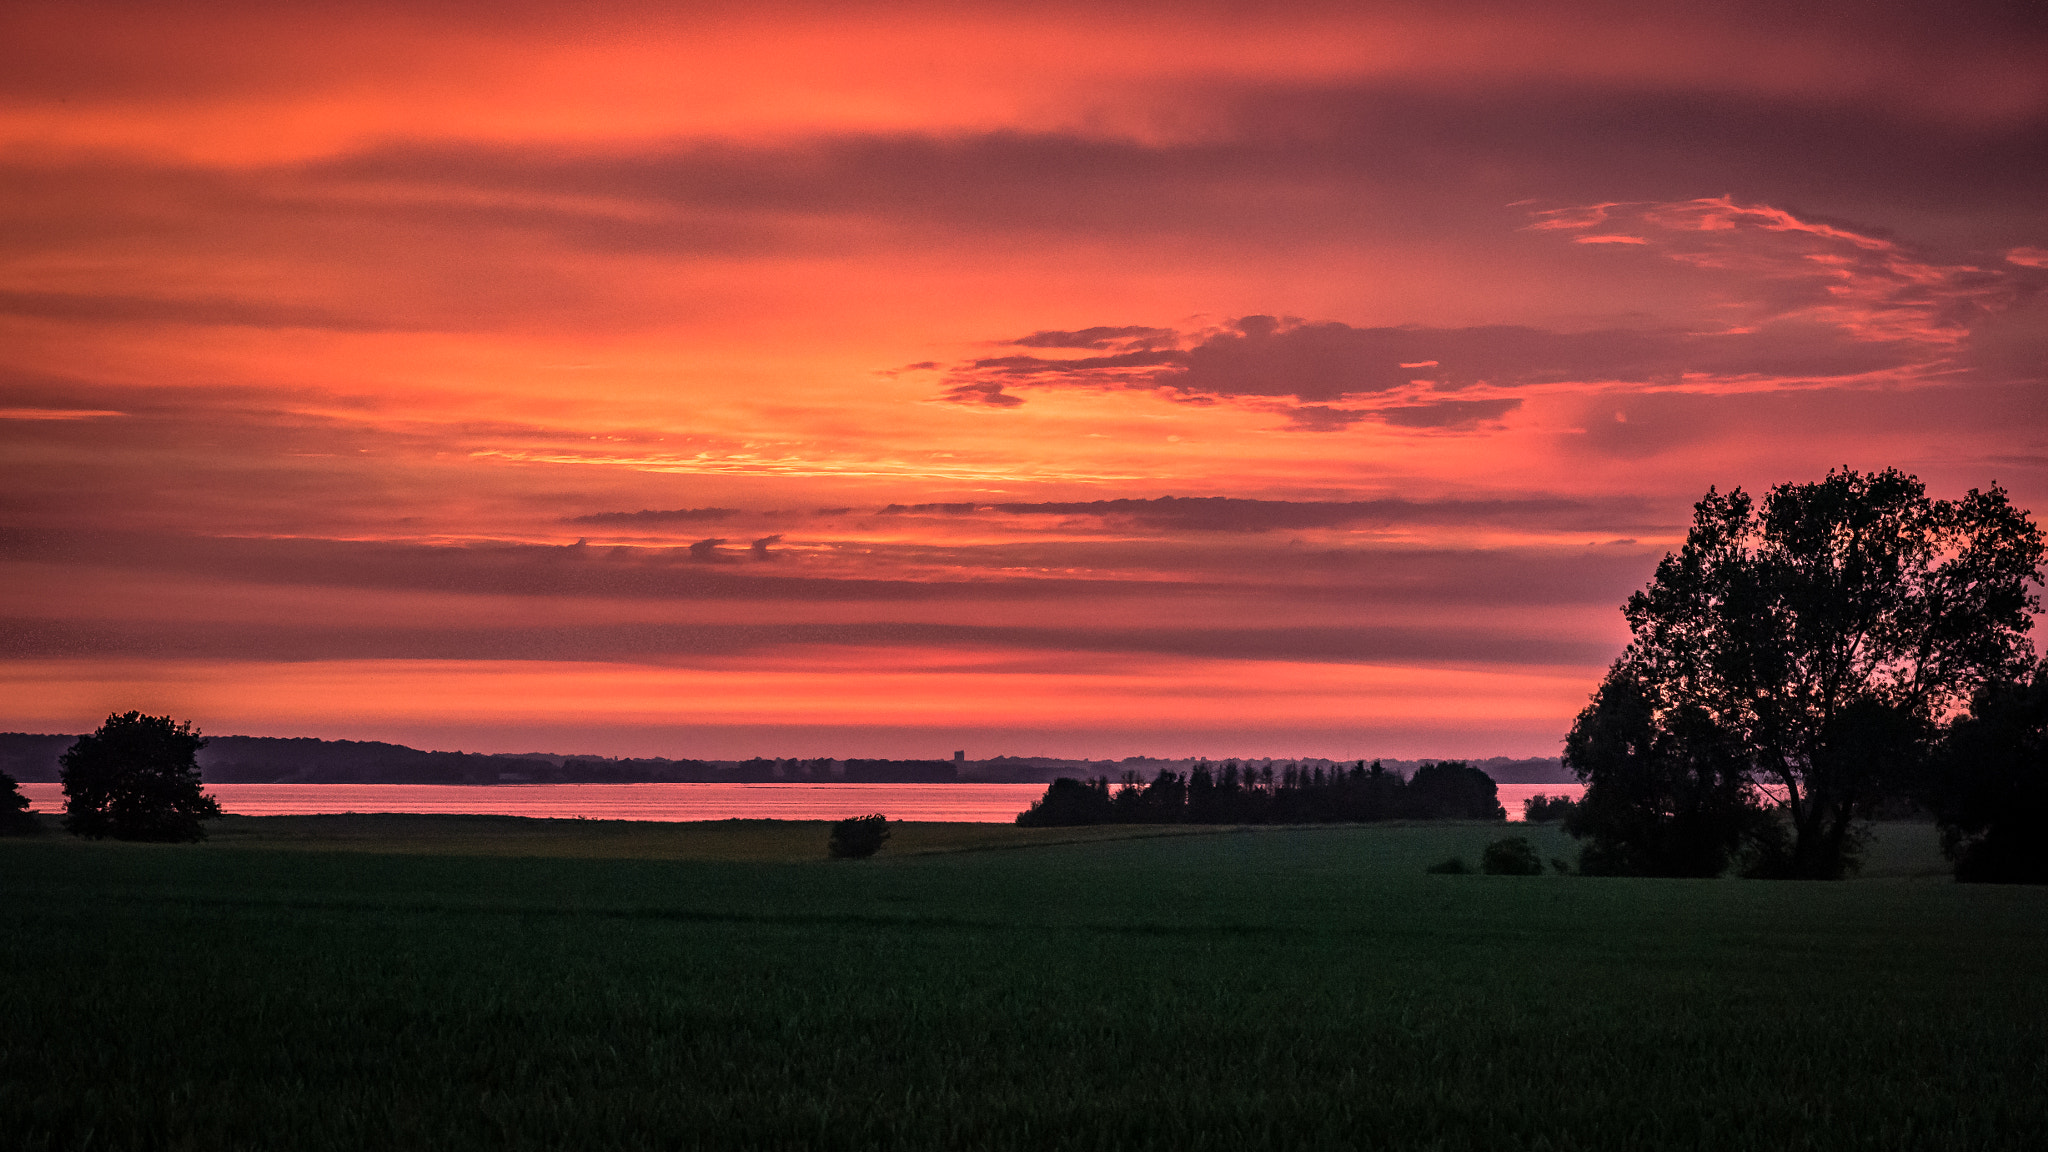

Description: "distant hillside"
0 732 1569 786
1454 756 1577 784
965 755 1574 785
1 733 568 784
0 733 76 783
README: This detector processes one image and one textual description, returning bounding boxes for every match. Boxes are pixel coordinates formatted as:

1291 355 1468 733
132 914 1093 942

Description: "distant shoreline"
14 780 1586 824
2 731 1574 786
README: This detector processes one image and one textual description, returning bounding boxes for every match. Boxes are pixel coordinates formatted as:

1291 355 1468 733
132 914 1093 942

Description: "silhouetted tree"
827 813 891 858
1933 661 2048 883
1404 761 1506 820
1016 777 1114 826
1185 762 1222 822
1341 760 1405 822
1 768 40 835
1521 793 1579 823
1111 769 1188 822
1563 672 1752 877
60 712 221 842
1481 836 1543 875
1016 757 1534 826
1578 470 2043 878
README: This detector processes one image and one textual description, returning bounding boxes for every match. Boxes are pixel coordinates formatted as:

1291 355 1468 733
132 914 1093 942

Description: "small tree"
1521 793 1579 823
1016 777 1115 826
1 768 41 835
61 712 221 842
1481 836 1544 875
1404 761 1507 820
827 813 891 859
1563 671 1753 877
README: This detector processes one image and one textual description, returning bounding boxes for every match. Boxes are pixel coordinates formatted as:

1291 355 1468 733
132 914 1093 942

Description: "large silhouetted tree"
1933 661 2048 883
61 712 222 842
1570 469 2042 878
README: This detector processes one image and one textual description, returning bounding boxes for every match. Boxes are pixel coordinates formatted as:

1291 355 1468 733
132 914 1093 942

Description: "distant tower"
953 750 965 764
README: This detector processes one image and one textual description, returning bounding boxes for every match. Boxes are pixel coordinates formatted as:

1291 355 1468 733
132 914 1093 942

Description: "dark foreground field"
3 818 2044 1151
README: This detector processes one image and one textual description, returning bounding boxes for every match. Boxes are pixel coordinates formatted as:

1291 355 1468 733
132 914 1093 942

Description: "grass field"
3 817 2043 1150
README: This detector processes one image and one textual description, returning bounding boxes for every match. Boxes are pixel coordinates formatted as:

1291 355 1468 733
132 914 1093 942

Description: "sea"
16 781 1584 824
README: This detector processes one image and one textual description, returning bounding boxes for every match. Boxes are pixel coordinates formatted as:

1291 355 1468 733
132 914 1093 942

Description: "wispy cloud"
931 199 2039 427
3 3 2042 756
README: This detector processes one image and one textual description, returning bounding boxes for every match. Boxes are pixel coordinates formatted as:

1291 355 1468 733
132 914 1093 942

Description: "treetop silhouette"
60 712 222 842
1568 469 2043 878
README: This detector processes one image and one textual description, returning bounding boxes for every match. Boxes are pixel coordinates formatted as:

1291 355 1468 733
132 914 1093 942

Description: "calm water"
1496 782 1584 819
18 780 1583 824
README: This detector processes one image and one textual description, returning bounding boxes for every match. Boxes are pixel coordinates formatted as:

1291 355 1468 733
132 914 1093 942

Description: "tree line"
1017 759 1505 826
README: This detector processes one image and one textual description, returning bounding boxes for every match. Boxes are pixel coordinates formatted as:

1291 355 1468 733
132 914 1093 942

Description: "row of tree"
1016 759 1505 826
1562 469 2046 883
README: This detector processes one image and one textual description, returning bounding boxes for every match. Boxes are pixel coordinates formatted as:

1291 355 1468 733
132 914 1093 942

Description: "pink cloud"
1533 196 2032 350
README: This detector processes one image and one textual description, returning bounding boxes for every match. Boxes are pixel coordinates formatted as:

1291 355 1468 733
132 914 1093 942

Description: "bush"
828 813 891 859
1481 836 1544 875
1 769 41 835
61 712 221 842
1424 856 1470 874
1522 793 1579 823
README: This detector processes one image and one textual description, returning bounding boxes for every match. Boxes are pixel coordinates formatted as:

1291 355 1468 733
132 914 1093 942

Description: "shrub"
1424 856 1470 874
1481 836 1544 875
1522 793 1579 823
828 813 891 859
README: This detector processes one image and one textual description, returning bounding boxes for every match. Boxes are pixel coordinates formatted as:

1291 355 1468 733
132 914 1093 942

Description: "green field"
3 817 2044 1150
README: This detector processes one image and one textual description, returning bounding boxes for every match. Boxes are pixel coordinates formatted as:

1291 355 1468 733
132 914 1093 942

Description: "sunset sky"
3 0 2044 759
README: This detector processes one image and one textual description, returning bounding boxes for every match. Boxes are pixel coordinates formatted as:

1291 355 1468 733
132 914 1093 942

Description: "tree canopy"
1568 469 2043 878
60 712 222 842
1017 760 1504 826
